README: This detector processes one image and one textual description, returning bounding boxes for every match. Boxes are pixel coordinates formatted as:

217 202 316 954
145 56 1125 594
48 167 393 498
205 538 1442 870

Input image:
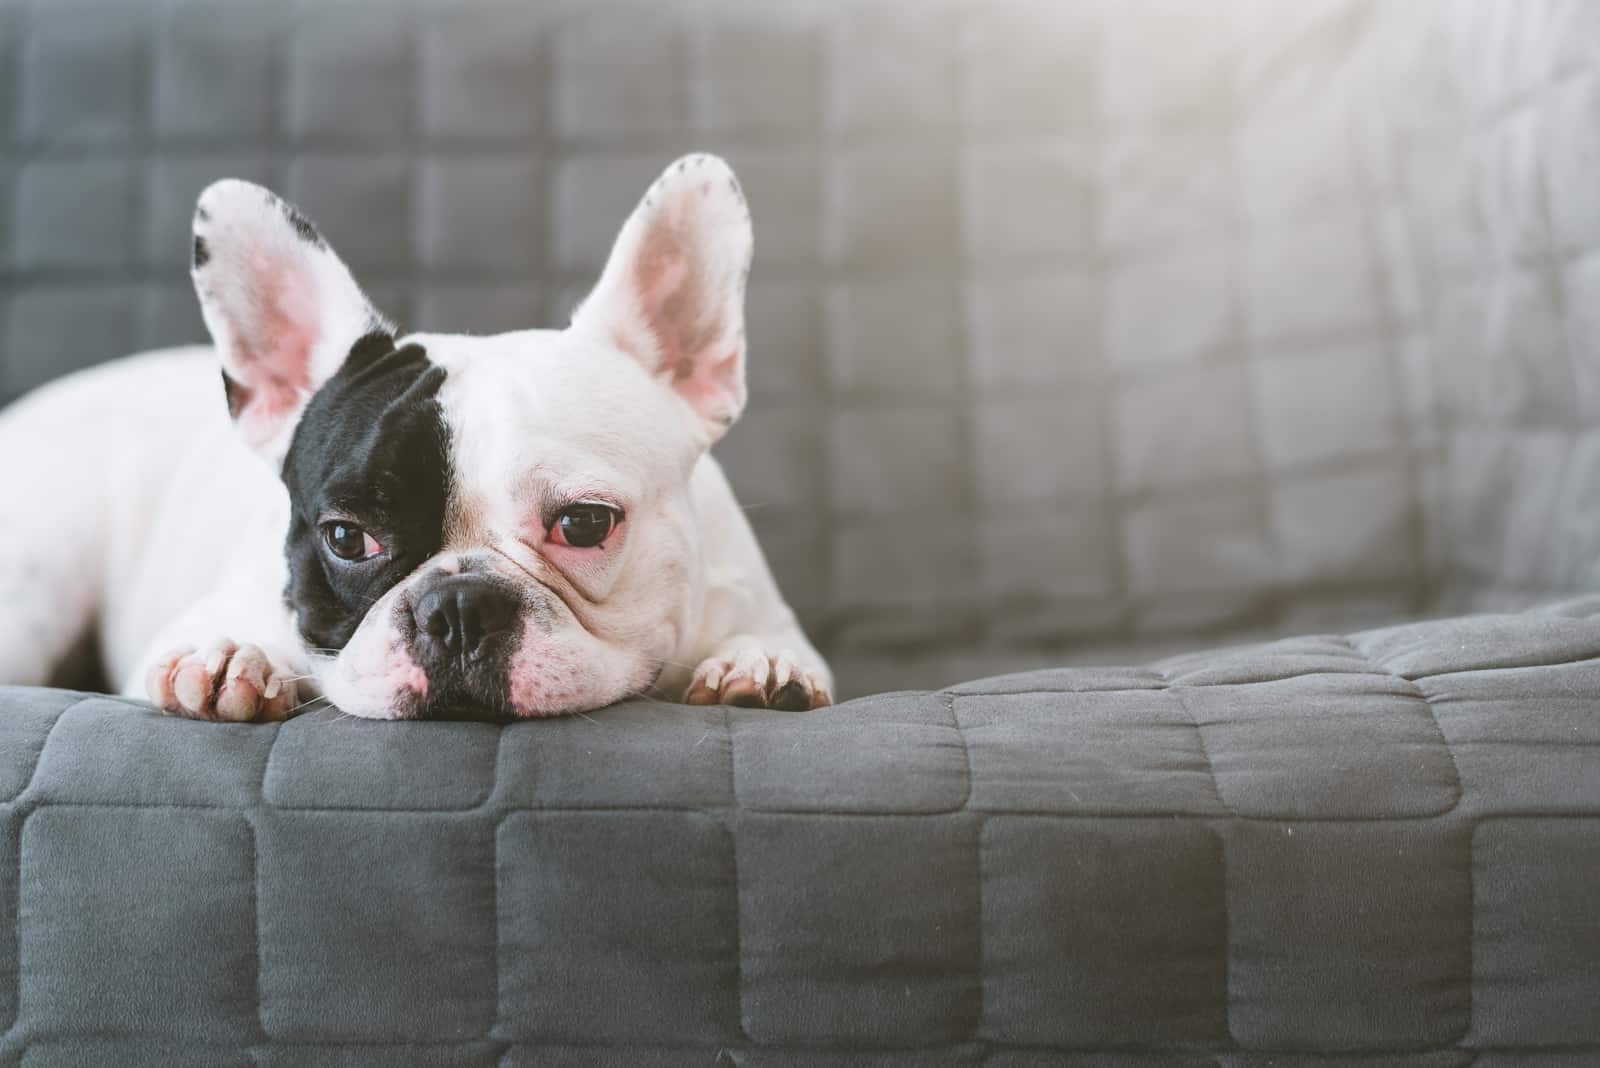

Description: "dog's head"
191 156 751 719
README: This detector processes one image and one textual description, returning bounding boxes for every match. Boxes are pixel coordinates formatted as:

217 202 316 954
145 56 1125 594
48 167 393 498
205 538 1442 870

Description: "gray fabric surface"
1 596 1598 1062
2 0 1596 691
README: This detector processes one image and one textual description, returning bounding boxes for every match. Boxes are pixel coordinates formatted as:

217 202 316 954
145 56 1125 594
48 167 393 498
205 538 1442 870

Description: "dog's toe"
147 640 298 722
685 647 831 710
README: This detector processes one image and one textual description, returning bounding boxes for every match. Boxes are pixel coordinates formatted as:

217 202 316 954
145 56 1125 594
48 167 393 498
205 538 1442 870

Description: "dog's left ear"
191 179 390 457
570 154 752 446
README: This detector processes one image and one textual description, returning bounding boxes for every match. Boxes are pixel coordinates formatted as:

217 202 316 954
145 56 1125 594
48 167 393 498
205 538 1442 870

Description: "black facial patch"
192 234 209 268
280 332 450 653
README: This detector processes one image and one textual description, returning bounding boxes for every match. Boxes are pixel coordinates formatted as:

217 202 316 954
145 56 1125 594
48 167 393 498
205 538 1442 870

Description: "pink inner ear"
628 217 740 422
227 259 319 447
631 224 698 372
234 379 307 450
672 345 742 429
634 234 691 333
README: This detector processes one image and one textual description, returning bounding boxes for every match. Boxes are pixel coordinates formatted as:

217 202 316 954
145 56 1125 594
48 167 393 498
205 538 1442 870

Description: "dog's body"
0 155 830 720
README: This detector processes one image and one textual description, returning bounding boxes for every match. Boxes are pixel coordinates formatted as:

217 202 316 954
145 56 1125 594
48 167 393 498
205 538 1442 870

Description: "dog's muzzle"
398 572 526 720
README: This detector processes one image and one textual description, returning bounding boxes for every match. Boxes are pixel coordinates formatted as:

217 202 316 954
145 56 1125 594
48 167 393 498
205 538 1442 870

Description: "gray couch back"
1 0 1595 692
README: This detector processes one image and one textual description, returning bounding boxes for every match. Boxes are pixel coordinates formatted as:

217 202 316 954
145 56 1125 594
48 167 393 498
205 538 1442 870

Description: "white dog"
0 154 831 721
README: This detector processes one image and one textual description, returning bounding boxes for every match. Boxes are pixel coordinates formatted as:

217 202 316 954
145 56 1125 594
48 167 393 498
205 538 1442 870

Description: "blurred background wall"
0 0 1596 695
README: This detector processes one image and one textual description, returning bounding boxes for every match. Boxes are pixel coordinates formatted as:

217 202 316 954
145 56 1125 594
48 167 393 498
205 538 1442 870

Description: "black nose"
411 575 517 664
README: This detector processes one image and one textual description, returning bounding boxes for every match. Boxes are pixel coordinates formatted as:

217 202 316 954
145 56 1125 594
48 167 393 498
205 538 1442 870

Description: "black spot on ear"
221 369 248 419
192 234 210 269
283 204 326 248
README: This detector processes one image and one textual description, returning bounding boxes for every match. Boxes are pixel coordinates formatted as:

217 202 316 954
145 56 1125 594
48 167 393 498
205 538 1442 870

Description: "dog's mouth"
423 706 516 723
318 558 655 721
398 678 518 722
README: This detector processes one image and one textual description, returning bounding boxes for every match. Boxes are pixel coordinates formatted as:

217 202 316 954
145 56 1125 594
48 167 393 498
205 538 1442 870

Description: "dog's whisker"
636 678 688 703
649 654 703 672
287 694 332 717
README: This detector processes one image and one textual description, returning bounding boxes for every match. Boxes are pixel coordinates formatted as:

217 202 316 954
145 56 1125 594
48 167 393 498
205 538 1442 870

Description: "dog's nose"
411 576 517 663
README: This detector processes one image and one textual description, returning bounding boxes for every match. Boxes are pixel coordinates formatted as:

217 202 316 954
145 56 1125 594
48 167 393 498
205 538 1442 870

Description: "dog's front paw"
685 647 832 710
145 640 300 722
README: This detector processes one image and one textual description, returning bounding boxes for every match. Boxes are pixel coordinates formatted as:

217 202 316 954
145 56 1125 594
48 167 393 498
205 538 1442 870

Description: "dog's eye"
548 503 620 549
322 522 384 562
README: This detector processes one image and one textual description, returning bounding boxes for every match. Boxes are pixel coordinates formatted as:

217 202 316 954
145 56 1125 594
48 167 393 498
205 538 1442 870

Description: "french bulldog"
0 154 832 721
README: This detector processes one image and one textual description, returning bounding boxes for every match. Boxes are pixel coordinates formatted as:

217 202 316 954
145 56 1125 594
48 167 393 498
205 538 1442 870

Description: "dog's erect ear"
191 180 391 457
570 154 752 446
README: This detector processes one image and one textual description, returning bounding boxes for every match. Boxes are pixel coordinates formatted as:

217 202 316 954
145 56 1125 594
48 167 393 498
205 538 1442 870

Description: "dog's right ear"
191 180 390 458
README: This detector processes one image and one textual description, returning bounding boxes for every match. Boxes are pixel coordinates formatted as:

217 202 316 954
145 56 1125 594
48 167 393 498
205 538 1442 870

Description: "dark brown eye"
323 522 384 562
549 503 619 548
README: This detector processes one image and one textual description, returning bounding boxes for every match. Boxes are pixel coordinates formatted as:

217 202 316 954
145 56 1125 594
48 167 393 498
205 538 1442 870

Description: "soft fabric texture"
1 597 1598 1063
1 0 1595 693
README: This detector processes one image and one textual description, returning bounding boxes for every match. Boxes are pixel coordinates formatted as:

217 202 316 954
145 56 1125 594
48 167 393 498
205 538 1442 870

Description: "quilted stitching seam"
948 690 975 814
726 799 750 1047
489 723 504 1042
966 808 979 1042
1467 816 1477 1050
7 695 87 807
1154 667 1237 821
1 805 15 1039
723 705 737 817
1408 651 1600 681
252 723 279 1039
491 811 504 1045
1336 633 1466 819
246 813 266 1048
951 691 982 1041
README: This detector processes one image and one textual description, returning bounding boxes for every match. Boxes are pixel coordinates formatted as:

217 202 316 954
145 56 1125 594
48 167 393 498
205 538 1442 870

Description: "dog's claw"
686 648 831 710
770 679 811 711
146 641 299 723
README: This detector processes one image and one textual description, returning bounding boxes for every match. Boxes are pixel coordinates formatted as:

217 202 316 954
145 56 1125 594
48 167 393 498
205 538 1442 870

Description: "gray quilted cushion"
2 597 1598 1063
